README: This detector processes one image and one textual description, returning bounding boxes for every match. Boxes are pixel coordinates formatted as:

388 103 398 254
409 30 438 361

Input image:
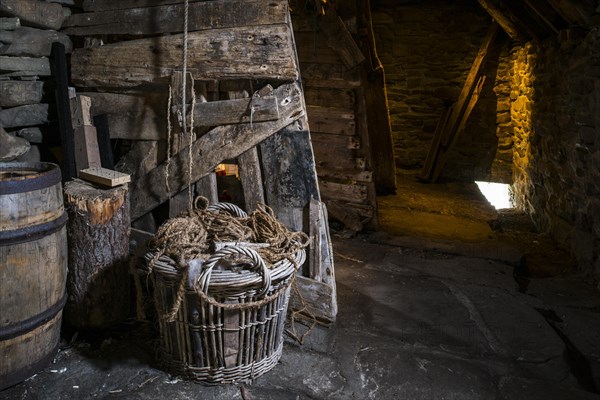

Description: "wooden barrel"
0 162 68 390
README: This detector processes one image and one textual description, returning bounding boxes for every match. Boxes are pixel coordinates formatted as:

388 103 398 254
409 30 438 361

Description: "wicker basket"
142 203 305 384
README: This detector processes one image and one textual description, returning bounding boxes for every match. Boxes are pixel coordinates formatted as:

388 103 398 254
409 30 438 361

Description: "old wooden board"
300 63 361 88
315 167 372 183
79 167 131 187
304 87 355 109
130 82 304 219
320 9 365 69
194 95 279 127
195 173 218 205
318 180 368 204
83 0 203 12
259 116 321 231
0 56 50 77
73 126 102 172
71 24 299 89
0 80 43 107
311 132 360 150
0 27 72 57
238 147 264 213
326 199 363 232
308 114 356 136
81 92 166 140
289 275 336 324
0 0 67 30
64 0 288 36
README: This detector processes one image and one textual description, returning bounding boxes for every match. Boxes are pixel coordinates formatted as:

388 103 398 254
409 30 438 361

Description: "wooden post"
63 179 131 328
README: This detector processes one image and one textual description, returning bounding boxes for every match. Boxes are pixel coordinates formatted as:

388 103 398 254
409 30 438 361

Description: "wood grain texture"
65 0 288 36
63 179 130 328
130 82 304 219
71 24 298 89
0 0 67 30
0 27 72 57
0 56 50 77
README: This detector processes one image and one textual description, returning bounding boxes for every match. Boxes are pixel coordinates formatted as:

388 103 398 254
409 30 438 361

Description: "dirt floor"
2 172 599 399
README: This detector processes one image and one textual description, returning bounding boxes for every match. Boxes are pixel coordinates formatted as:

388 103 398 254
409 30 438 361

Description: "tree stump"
63 179 130 328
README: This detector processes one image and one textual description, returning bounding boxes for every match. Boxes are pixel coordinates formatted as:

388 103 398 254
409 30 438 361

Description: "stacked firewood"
0 0 74 162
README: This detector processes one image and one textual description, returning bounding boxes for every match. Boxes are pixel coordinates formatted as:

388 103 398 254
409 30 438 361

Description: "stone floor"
2 173 600 399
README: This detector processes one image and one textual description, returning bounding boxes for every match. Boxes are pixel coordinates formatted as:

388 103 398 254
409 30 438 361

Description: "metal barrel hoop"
196 246 271 298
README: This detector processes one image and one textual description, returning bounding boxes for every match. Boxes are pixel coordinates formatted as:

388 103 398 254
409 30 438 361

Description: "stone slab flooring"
2 173 599 399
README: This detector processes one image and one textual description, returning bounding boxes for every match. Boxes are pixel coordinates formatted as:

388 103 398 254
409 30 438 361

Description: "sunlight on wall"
475 181 513 210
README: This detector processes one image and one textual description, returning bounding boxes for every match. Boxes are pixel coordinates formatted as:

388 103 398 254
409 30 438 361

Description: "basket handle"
195 246 271 298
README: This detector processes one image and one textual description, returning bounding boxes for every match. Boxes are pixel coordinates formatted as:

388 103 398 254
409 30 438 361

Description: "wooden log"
0 56 50 77
64 0 288 36
0 18 20 30
0 0 68 30
63 179 130 328
0 80 43 107
81 92 166 140
0 103 48 128
129 82 304 220
259 116 320 232
71 24 299 89
0 27 72 57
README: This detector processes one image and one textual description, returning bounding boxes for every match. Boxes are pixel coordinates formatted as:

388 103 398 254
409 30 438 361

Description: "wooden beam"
64 0 288 36
319 9 365 69
0 0 68 30
129 82 304 220
194 95 280 127
71 24 299 89
430 75 487 182
83 0 202 12
546 0 593 27
357 0 397 195
475 0 524 41
440 23 498 149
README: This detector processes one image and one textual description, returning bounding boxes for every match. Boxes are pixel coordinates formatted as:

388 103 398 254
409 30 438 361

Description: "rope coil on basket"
144 198 309 322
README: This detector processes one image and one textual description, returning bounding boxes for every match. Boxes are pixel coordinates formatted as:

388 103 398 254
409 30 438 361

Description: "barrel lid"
0 162 62 195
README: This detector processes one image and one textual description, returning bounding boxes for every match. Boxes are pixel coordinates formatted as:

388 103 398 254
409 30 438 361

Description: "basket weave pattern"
145 248 304 384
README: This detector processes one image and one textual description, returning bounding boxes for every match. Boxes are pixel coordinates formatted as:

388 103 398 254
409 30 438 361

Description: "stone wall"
371 0 513 181
512 28 600 280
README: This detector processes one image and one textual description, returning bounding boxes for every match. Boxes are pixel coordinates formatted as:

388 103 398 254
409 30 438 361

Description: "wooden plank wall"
291 9 378 233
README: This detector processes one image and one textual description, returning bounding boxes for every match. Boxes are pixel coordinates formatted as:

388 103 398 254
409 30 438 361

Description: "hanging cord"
165 85 173 194
181 0 195 211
